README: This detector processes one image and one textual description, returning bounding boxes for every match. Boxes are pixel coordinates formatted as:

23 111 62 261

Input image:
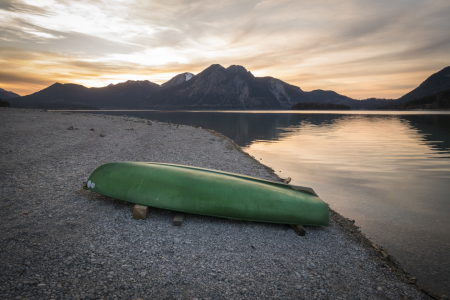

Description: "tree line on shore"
0 98 10 107
291 102 351 110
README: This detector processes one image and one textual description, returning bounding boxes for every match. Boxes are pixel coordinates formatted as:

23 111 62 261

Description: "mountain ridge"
6 64 450 110
10 80 160 109
144 64 360 109
0 87 20 99
161 72 194 89
398 66 450 102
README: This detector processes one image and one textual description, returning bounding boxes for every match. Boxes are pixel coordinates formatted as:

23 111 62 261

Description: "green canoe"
85 162 329 226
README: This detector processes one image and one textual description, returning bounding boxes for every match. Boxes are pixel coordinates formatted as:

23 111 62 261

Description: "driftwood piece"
133 204 149 220
290 224 306 236
173 214 185 226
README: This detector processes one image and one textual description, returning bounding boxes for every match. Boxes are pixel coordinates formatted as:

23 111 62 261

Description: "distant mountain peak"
146 63 356 109
124 80 152 85
185 72 194 81
226 65 247 74
417 66 450 87
205 64 225 71
161 72 195 89
11 78 160 109
0 87 20 99
107 80 157 87
398 66 450 102
48 82 83 88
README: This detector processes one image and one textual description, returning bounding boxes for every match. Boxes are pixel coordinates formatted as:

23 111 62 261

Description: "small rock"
371 242 379 250
100 133 105 137
377 286 383 291
67 126 74 130
408 277 417 284
90 128 94 131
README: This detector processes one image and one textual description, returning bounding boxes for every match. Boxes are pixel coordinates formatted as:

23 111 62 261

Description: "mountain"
0 88 20 99
380 89 450 110
372 66 450 109
398 66 450 102
145 64 358 109
11 64 362 110
10 80 160 109
9 64 449 110
161 72 194 89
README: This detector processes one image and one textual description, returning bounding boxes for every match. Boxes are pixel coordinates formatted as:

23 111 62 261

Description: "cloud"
0 0 449 99
0 18 140 55
0 0 50 16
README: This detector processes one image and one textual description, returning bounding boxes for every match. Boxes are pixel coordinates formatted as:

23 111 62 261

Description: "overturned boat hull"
85 162 329 226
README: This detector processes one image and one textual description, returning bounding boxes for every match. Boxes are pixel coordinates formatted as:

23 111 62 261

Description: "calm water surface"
73 110 450 295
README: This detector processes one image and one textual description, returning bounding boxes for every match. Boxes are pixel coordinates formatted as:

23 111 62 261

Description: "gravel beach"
0 108 435 300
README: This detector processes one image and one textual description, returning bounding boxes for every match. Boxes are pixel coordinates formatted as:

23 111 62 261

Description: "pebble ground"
0 108 432 299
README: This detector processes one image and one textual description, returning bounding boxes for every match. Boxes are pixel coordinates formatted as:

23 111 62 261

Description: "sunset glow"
1 0 449 97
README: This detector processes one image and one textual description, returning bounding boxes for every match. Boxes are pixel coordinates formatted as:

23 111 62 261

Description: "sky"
1 0 449 99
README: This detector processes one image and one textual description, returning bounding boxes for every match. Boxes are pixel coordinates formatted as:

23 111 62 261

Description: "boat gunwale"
133 162 319 196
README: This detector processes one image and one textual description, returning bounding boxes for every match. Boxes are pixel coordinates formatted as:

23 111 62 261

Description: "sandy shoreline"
0 108 439 299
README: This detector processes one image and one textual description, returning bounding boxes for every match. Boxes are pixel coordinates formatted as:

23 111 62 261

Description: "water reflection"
89 111 450 153
243 114 450 296
89 110 351 146
402 114 450 155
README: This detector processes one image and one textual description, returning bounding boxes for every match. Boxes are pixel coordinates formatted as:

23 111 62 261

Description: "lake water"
73 110 450 296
